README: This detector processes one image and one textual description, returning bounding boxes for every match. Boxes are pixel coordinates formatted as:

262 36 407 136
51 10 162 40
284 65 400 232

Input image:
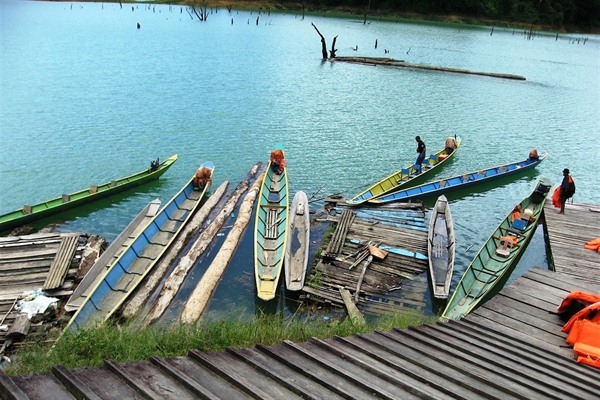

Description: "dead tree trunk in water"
312 23 337 60
363 0 371 24
312 23 328 59
330 36 338 58
190 0 208 21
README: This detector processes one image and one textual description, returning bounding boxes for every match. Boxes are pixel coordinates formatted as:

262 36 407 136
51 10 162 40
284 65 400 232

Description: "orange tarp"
551 186 561 208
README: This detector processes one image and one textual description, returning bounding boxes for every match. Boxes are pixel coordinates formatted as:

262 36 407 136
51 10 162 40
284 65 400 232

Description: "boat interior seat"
267 192 280 203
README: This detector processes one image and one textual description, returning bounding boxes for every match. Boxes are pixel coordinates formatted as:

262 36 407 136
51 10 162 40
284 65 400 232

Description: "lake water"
1 1 599 320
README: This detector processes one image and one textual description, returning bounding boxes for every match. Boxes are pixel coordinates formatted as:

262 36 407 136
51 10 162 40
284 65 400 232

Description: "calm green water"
1 1 599 318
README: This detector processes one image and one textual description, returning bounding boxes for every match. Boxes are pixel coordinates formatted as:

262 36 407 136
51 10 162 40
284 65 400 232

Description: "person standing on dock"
415 136 426 173
559 168 576 214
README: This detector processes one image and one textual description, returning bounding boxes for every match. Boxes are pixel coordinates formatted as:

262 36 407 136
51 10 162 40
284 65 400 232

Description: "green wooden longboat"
441 178 552 321
254 149 289 301
0 155 177 233
347 136 462 205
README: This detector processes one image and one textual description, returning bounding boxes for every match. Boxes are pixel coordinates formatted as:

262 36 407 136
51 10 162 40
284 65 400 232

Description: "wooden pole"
180 174 264 324
339 287 366 325
354 255 373 303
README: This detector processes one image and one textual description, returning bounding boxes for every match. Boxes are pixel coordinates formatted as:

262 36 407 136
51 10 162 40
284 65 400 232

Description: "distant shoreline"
54 0 598 34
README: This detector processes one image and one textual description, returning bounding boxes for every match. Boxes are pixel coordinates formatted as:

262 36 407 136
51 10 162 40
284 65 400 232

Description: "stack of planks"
303 203 429 316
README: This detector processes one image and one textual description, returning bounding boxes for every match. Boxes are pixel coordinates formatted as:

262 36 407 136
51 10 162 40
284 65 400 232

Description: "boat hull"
285 191 310 291
254 161 289 301
427 195 455 299
369 152 546 204
65 161 214 331
347 136 462 205
442 178 552 320
0 155 178 233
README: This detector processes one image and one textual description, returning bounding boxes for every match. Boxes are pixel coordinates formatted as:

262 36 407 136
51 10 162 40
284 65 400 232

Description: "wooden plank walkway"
543 200 600 286
43 234 80 290
2 267 598 400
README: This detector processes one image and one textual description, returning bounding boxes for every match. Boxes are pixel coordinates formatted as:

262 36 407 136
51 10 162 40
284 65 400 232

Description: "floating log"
143 166 260 326
180 173 263 324
333 56 526 81
122 181 229 319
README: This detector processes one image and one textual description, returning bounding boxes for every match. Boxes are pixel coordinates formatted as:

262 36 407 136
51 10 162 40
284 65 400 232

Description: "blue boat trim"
369 151 547 204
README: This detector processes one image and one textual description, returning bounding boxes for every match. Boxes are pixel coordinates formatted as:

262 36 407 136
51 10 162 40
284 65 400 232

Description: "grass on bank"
5 312 436 376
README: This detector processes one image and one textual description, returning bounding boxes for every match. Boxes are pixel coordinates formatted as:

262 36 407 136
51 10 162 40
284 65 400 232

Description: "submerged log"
180 173 263 324
334 56 526 80
122 181 228 319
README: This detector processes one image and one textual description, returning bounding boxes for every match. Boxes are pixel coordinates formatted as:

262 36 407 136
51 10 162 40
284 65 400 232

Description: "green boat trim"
347 136 462 205
0 155 178 233
254 158 289 301
441 178 552 321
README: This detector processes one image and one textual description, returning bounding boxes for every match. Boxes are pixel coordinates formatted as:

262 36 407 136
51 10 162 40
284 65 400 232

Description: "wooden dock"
0 233 93 351
543 200 600 286
303 202 431 316
2 267 598 400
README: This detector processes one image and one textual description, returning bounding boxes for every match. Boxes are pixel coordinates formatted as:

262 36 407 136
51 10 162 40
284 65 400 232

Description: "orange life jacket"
562 302 600 334
584 237 600 251
557 291 600 314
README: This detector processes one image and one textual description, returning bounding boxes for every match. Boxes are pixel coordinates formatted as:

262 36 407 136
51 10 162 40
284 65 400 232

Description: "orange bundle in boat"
192 166 212 189
270 150 286 174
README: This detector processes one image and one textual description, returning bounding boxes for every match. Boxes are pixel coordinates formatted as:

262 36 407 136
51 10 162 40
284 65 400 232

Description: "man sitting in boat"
528 149 539 160
192 166 212 190
444 136 457 155
270 150 286 175
150 158 159 171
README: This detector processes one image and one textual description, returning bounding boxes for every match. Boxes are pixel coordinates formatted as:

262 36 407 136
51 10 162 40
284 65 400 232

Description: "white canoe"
284 191 310 291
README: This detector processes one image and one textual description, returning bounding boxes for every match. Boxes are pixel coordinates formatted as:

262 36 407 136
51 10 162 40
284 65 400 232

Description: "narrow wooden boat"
441 178 552 321
254 149 289 301
347 136 462 205
284 190 310 291
65 162 214 331
369 151 546 204
0 155 177 233
64 198 161 312
427 195 455 299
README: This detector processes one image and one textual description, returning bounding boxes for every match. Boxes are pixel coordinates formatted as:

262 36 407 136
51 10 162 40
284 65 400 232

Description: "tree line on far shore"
277 0 599 32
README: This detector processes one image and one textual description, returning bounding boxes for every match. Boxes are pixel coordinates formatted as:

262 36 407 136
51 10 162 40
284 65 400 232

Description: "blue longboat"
64 161 215 331
369 151 547 204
